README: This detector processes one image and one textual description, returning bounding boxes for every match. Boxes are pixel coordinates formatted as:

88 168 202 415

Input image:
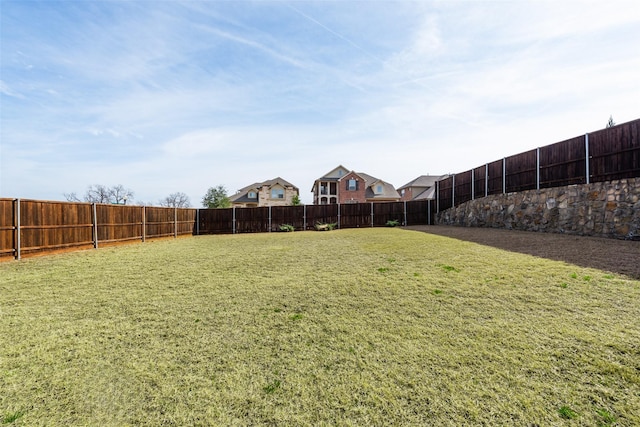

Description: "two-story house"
311 165 401 205
397 175 446 201
230 177 299 207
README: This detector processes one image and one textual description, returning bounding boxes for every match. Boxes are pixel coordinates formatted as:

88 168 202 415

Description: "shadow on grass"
406 225 640 280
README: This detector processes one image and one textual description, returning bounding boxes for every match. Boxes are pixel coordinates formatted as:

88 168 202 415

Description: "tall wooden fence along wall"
436 118 640 211
0 199 435 259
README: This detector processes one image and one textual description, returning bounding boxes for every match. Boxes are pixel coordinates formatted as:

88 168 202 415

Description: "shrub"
386 219 400 227
279 224 295 232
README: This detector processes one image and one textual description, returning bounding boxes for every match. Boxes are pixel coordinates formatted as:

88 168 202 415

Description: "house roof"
397 175 445 190
365 179 401 200
231 177 298 202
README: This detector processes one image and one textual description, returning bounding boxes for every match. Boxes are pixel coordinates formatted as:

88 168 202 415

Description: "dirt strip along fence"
436 118 640 210
1 199 435 259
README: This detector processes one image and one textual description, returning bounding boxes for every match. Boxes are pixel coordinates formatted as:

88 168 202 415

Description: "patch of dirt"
405 225 640 280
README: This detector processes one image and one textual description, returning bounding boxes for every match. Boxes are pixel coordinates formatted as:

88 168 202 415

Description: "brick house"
397 175 446 201
230 177 299 207
311 165 401 205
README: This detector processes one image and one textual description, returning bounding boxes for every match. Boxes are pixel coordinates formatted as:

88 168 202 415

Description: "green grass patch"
1 228 639 425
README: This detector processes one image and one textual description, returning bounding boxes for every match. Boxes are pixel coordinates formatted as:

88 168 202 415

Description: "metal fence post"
269 205 272 232
485 164 488 197
337 203 341 229
92 203 98 249
303 204 306 231
142 206 146 242
427 199 431 225
15 199 21 260
232 206 236 234
174 207 178 238
471 169 475 200
371 202 374 227
403 200 407 226
585 133 590 184
536 147 540 190
436 181 440 213
452 174 456 207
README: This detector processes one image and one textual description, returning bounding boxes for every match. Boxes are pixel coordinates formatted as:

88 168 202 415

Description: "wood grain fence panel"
198 208 233 234
339 203 371 228
505 149 537 193
438 176 453 210
19 200 94 254
0 199 16 257
539 135 586 188
305 204 339 228
473 166 487 199
235 207 269 233
589 120 640 182
145 207 174 238
176 208 197 235
373 202 405 226
96 204 143 243
454 170 472 204
486 160 504 195
271 205 305 231
406 199 429 225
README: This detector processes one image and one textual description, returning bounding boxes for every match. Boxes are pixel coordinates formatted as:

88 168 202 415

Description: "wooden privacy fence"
1 199 435 259
436 118 640 210
0 199 196 260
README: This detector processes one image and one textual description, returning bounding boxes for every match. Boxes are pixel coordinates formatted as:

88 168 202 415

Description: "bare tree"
159 192 191 208
65 185 134 204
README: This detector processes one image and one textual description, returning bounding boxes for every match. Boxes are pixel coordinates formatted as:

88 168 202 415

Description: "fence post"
14 199 21 260
485 164 488 197
585 133 590 184
232 206 236 234
142 206 146 242
92 203 98 249
502 158 506 194
427 199 431 225
303 204 306 231
337 203 341 229
403 200 407 226
174 207 178 238
471 169 475 200
436 181 440 213
536 147 540 190
371 202 374 227
452 174 456 207
269 206 272 232
196 209 200 236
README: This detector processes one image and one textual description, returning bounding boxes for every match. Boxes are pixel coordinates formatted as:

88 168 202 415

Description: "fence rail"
436 118 640 209
1 199 435 259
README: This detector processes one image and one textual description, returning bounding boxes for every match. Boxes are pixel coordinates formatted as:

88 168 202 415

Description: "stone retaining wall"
436 178 640 240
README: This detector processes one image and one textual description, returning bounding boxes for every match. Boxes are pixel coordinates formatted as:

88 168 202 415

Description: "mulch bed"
405 225 640 280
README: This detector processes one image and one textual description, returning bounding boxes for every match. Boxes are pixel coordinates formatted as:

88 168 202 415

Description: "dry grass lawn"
1 228 639 426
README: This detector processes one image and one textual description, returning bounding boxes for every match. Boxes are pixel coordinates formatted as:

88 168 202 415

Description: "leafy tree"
291 194 301 206
202 185 231 208
159 192 191 208
606 115 616 128
64 184 134 204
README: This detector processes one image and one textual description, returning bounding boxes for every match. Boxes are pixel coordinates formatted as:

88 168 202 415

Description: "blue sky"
1 0 638 205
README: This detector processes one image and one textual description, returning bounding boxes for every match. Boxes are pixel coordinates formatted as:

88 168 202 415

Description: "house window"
248 191 256 199
320 184 327 195
348 179 357 191
271 188 284 199
376 185 383 194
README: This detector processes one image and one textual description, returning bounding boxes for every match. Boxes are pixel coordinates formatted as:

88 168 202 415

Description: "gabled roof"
231 177 298 202
365 179 401 200
397 175 445 190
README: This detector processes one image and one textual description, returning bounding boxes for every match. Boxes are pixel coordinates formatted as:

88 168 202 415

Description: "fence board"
271 205 306 231
339 203 372 228
0 199 15 256
589 120 640 182
473 166 487 199
373 202 405 226
539 135 586 188
505 149 537 193
486 160 504 195
454 170 473 204
198 208 233 234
